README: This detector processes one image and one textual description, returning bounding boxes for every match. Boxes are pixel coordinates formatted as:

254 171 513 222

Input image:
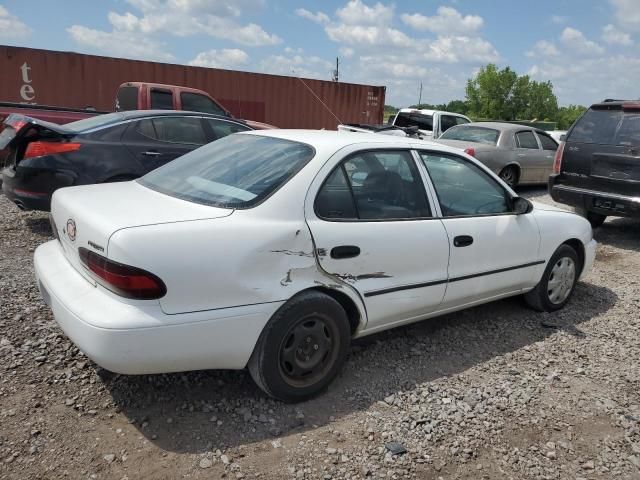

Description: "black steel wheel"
499 165 519 187
248 291 351 402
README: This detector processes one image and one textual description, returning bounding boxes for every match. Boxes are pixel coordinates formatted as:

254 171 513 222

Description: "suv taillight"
78 248 166 300
24 141 81 159
553 141 565 174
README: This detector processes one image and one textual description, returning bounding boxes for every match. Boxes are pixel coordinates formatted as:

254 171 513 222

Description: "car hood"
51 181 232 281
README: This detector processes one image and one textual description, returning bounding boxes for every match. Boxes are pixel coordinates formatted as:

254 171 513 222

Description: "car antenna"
293 69 342 125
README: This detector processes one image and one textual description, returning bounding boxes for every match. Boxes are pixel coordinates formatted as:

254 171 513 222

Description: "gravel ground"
1 187 639 480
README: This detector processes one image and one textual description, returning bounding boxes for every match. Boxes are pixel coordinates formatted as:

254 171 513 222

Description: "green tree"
445 99 469 115
465 64 558 121
557 105 587 129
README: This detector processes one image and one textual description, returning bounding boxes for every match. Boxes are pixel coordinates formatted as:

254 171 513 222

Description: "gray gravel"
0 188 639 479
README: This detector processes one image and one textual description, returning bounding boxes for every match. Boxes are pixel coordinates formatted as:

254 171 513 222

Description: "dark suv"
549 100 640 227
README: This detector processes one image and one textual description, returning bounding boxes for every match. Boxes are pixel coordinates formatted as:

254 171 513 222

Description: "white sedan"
35 130 596 402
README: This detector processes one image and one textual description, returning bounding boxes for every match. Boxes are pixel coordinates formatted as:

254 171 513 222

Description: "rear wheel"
499 166 519 187
524 244 580 312
248 291 350 402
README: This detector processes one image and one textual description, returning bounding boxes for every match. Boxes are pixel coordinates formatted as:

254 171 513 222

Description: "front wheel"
524 244 580 312
248 291 351 402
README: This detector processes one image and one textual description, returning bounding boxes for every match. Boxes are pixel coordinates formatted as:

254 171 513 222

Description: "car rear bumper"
2 166 75 211
549 175 640 218
34 240 282 374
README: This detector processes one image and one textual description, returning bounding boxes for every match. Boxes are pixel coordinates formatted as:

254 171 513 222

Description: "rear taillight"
464 147 476 157
553 141 565 174
78 248 166 300
24 141 81 159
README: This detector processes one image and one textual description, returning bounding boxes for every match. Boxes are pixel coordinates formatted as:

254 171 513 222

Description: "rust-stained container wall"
0 46 385 129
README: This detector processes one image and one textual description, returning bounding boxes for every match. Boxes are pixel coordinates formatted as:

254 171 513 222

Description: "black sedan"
0 110 254 211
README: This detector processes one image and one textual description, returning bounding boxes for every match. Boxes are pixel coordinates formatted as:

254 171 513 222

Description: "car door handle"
330 245 361 259
453 235 474 247
142 151 161 156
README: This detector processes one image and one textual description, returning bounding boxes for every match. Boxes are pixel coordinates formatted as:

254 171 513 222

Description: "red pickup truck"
0 82 272 163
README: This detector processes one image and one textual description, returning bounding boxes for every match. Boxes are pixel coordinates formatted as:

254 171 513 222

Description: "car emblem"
66 219 77 242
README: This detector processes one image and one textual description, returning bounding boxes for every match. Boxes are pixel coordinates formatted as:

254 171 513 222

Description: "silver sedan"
434 122 559 187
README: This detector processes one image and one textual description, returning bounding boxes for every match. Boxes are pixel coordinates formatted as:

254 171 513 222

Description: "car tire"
248 291 351 402
524 244 580 312
499 166 519 187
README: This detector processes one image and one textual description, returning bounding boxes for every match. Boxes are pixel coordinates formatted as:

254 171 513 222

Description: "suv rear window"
139 134 314 209
569 108 622 145
615 113 640 146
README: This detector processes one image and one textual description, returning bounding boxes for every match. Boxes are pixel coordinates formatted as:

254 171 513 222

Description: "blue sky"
1 0 639 107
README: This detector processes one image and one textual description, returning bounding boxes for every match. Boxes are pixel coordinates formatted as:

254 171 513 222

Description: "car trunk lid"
50 181 233 285
0 114 76 168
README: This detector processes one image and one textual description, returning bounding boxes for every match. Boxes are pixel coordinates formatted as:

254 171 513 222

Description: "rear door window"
181 93 227 116
569 108 622 145
515 131 539 149
150 117 207 144
150 89 174 110
317 150 431 220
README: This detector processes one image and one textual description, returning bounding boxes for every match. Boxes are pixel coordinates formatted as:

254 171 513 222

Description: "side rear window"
516 131 539 149
116 86 138 111
615 113 640 146
206 119 250 140
569 108 622 145
181 93 227 115
440 115 457 133
537 133 558 150
315 167 358 220
151 89 174 110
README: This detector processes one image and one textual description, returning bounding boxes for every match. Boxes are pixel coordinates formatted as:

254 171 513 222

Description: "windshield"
440 126 500 145
394 112 433 131
139 134 315 209
65 112 126 132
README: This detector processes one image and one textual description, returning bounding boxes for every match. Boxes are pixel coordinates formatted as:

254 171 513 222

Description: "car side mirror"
513 196 533 215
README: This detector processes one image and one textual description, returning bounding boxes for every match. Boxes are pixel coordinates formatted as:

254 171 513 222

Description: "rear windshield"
394 112 433 131
116 86 138 111
570 108 640 146
65 112 126 132
439 126 500 145
139 134 315 209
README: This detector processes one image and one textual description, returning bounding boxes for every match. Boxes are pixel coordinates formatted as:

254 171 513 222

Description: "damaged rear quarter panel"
107 211 367 327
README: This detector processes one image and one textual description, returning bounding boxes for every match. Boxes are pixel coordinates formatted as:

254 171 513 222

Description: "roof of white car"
241 128 442 149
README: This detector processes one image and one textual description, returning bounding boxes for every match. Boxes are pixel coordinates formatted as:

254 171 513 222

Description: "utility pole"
332 57 339 82
418 82 423 107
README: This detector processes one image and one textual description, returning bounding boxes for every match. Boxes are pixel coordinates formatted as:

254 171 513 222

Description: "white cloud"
71 0 280 51
424 36 498 63
188 49 249 68
296 8 330 25
602 24 632 45
66 25 174 61
335 0 393 25
339 47 355 58
0 6 31 39
610 0 640 32
326 23 412 48
529 54 640 105
401 6 483 35
560 27 604 55
526 40 560 58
